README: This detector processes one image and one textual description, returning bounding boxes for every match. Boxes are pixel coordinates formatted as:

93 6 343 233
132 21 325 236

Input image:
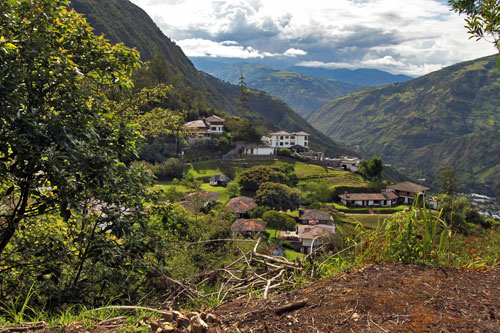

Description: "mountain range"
69 0 351 156
307 55 500 195
286 66 413 87
191 57 414 87
210 62 363 117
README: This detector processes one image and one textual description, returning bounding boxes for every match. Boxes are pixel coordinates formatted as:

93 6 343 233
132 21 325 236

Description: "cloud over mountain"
134 0 495 75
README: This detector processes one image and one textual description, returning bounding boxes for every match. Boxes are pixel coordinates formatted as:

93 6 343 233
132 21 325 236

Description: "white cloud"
176 38 277 58
284 48 308 57
134 0 495 76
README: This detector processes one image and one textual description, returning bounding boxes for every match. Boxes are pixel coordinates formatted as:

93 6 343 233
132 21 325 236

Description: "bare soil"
212 263 500 332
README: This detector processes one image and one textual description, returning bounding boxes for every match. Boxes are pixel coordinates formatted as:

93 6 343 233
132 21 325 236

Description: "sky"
131 0 496 76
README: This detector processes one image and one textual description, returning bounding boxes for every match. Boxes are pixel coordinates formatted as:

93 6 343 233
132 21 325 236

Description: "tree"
359 157 383 181
449 0 500 53
237 74 250 115
237 166 285 192
254 182 300 211
437 166 460 195
439 195 489 234
0 0 152 257
262 210 296 238
153 158 184 181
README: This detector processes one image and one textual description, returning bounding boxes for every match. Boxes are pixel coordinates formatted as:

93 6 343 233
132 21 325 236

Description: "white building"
204 115 225 133
270 131 310 149
243 145 275 155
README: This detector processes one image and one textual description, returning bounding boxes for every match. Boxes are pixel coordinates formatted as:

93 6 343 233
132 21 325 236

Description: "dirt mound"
212 264 500 332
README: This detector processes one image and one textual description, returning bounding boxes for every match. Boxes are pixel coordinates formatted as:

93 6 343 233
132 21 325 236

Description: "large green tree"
0 0 152 258
254 182 300 211
359 157 383 181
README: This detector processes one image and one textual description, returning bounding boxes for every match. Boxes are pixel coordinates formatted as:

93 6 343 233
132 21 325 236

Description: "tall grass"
355 196 452 265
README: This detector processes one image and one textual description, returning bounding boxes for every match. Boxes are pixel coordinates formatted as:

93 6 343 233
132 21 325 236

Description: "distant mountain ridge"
211 62 364 117
307 55 500 195
287 66 414 87
69 0 351 156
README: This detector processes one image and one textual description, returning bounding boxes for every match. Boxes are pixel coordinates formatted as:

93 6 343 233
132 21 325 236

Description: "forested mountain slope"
307 55 500 195
69 0 350 155
212 63 363 117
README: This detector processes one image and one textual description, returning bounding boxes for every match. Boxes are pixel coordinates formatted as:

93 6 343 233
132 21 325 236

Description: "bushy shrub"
153 158 184 181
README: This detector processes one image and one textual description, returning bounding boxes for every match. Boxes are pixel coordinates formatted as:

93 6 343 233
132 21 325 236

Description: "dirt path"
212 264 500 332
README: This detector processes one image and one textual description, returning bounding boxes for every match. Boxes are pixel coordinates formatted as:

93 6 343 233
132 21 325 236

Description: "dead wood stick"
251 258 281 269
0 325 46 332
253 236 262 253
263 269 285 299
274 300 308 316
163 275 202 297
253 252 300 268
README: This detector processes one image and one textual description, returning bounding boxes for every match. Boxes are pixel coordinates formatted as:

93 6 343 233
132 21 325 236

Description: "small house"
298 209 334 225
339 192 398 207
298 224 336 253
231 219 267 238
243 145 275 155
179 191 220 211
386 181 430 205
184 116 225 145
210 174 231 187
226 196 257 218
340 157 361 172
204 115 225 133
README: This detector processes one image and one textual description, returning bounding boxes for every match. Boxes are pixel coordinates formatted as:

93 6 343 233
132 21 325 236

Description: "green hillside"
213 63 363 116
307 55 500 195
69 0 350 156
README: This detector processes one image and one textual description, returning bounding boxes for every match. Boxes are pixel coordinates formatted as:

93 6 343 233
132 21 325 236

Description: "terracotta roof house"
386 181 430 205
231 219 267 238
226 196 257 218
299 209 334 225
179 191 220 211
210 174 231 187
298 224 336 253
339 192 398 207
184 116 225 145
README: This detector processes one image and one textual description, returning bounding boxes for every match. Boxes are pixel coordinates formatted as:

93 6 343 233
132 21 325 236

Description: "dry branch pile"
160 238 308 307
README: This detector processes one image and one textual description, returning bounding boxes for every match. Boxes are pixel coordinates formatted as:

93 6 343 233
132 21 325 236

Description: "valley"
1 0 500 331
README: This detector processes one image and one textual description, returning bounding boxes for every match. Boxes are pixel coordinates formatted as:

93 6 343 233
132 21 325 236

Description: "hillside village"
2 0 500 331
163 115 498 261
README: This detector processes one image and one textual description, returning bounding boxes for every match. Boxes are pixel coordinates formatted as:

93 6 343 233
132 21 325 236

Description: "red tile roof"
231 219 267 233
226 196 257 214
299 209 333 222
298 225 335 240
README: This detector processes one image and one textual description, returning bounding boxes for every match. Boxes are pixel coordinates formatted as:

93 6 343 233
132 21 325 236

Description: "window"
280 142 283 146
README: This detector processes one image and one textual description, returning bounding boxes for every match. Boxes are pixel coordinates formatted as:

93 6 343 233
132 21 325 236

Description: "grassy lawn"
349 214 392 229
325 171 371 186
284 249 304 261
184 161 243 180
266 227 280 245
266 227 304 261
199 183 231 204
